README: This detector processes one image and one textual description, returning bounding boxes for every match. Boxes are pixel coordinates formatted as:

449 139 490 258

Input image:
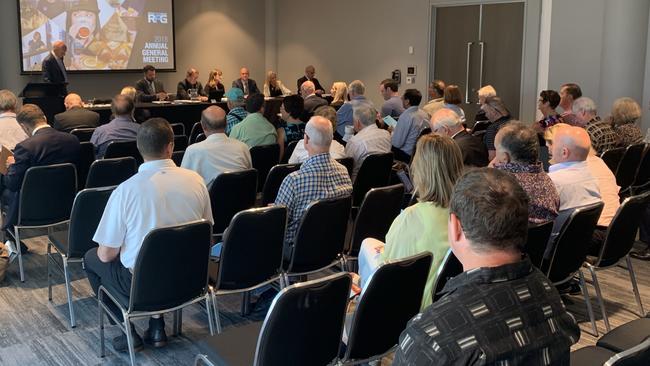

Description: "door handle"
465 42 473 104
478 41 485 104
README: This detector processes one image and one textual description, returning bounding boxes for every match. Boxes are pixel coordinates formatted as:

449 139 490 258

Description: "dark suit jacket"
135 78 166 102
454 130 489 167
297 76 325 93
303 95 328 113
176 80 206 100
53 107 100 132
41 53 67 95
231 78 260 95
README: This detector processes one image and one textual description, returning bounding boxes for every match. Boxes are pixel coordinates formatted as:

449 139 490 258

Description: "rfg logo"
147 12 168 24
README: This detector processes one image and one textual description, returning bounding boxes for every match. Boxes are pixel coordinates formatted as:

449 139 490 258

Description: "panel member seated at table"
135 65 167 103
176 67 208 101
296 65 325 95
53 93 100 132
229 93 277 148
90 95 140 158
263 70 292 98
231 67 260 96
204 69 225 101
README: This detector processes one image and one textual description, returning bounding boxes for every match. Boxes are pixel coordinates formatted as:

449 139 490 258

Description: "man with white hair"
296 65 325 95
574 97 617 155
275 116 352 251
301 80 327 116
336 80 371 137
0 90 28 150
42 40 68 95
345 101 391 180
431 108 488 167
53 93 100 132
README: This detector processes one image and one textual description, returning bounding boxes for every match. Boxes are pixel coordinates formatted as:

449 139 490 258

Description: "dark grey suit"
41 53 67 95
231 78 260 95
135 78 166 102
53 107 100 132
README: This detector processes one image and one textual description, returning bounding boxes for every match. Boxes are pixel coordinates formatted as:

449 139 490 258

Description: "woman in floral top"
609 97 644 147
536 90 564 130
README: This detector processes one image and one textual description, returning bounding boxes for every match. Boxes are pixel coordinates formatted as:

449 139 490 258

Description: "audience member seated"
391 89 428 161
203 69 226 101
263 70 291 97
275 116 352 252
344 101 391 181
288 106 346 164
278 95 306 145
53 93 100 132
422 79 445 117
301 81 328 118
229 93 277 148
359 134 463 310
181 106 252 188
392 168 580 365
491 121 559 224
121 86 150 123
329 82 348 109
536 89 564 130
574 97 618 155
336 80 370 138
231 67 260 96
224 88 248 135
296 65 325 95
474 84 497 123
120 86 137 101
90 95 140 158
0 90 28 150
482 96 513 161
84 118 213 353
559 82 583 126
1 104 80 252
442 84 466 123
431 109 488 167
379 79 404 118
176 67 207 101
609 97 644 147
135 65 167 102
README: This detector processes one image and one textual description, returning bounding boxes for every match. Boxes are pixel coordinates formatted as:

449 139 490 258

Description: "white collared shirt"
0 112 28 150
93 159 213 269
32 124 51 136
345 124 392 181
548 160 602 211
180 133 252 187
585 155 620 226
288 138 346 164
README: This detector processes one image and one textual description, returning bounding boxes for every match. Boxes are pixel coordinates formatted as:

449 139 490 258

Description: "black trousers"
640 204 650 247
391 146 411 163
84 248 132 322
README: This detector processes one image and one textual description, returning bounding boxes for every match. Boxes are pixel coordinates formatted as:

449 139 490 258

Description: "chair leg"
626 255 645 317
210 290 222 334
205 296 215 336
241 292 251 316
63 258 76 328
177 309 183 335
578 270 598 337
124 315 136 366
588 266 611 332
99 293 105 358
47 242 53 301
15 228 24 282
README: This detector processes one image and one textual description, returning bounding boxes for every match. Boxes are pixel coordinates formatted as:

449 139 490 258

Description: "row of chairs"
600 142 650 196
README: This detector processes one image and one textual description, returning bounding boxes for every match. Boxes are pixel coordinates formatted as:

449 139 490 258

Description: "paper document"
0 146 13 175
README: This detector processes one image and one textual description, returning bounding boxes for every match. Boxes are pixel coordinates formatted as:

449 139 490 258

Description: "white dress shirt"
93 159 213 269
548 160 602 211
345 124 392 181
585 154 620 226
288 139 346 164
0 112 28 150
181 133 252 187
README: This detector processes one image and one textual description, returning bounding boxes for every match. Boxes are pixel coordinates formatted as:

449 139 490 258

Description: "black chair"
250 143 280 192
525 221 554 269
470 120 491 135
98 220 214 366
172 150 185 167
601 147 626 174
597 315 650 352
582 192 650 332
571 337 650 366
282 195 352 286
103 140 143 165
209 169 258 236
76 141 96 190
195 272 351 366
352 152 393 207
85 157 137 189
546 202 604 336
170 123 186 136
174 135 189 152
209 206 287 333
341 252 432 364
70 127 96 142
616 143 646 192
195 133 206 143
282 140 299 164
419 127 432 137
47 186 115 328
431 249 463 303
630 145 650 194
261 163 301 206
189 122 203 144
6 163 77 282
336 157 354 178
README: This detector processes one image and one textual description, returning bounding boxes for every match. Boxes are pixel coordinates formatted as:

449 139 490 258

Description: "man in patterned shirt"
393 168 580 366
224 88 248 135
574 97 618 155
275 116 352 256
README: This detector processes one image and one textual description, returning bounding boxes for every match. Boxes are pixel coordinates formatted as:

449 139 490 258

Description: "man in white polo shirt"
84 118 213 353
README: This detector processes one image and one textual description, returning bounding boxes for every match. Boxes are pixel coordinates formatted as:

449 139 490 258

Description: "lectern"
20 83 66 125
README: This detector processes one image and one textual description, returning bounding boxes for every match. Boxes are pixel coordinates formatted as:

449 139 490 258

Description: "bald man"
53 93 100 132
431 109 488 167
232 67 260 95
301 80 327 116
297 65 325 95
181 105 251 187
42 41 68 94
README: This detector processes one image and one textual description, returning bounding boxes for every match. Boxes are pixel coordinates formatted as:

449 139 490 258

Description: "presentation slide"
18 0 175 72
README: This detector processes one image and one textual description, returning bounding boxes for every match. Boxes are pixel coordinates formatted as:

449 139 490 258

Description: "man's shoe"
112 327 144 353
557 279 582 295
143 317 167 348
4 241 17 263
631 248 650 261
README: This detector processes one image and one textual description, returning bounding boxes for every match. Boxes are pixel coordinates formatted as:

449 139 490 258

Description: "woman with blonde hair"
263 70 291 97
358 134 464 310
609 97 643 147
120 86 136 100
204 69 225 100
329 81 348 109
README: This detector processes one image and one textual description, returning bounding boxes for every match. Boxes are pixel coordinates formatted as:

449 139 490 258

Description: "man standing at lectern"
42 41 68 95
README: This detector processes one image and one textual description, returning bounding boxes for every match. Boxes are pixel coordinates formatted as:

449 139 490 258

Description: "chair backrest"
616 143 646 189
607 337 650 366
189 122 203 144
601 147 626 174
352 152 393 206
344 252 432 362
631 145 650 189
431 249 463 303
67 186 115 257
286 195 352 273
250 144 280 192
419 127 432 137
596 192 650 267
546 202 604 284
103 140 143 165
470 120 490 135
76 141 96 190
129 220 212 312
209 169 258 234
18 163 77 226
174 135 188 152
261 163 301 206
348 184 404 256
85 157 137 189
525 221 554 269
170 123 186 136
171 150 184 167
336 157 354 178
254 272 351 366
216 206 287 290
195 133 206 143
70 128 96 142
282 140 299 164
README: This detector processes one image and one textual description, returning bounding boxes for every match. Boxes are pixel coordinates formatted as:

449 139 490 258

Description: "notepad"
0 145 13 175
383 115 398 128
